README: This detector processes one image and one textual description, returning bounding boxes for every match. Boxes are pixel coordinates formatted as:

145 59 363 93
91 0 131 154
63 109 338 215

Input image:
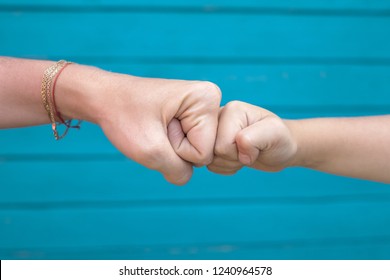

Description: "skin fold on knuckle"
193 150 214 166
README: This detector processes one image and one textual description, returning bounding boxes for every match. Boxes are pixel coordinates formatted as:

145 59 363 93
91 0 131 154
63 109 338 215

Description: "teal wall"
1 0 390 259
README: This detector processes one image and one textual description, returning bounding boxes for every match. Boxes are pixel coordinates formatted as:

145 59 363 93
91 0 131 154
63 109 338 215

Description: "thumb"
158 134 193 185
235 118 277 166
139 123 193 186
160 146 193 186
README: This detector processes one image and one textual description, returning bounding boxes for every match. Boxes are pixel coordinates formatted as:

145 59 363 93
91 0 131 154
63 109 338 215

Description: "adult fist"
57 65 221 185
208 101 297 175
94 73 221 185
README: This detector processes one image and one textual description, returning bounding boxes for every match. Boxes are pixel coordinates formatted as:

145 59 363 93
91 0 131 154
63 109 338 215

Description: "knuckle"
224 100 244 112
201 81 222 95
194 81 222 105
195 152 214 166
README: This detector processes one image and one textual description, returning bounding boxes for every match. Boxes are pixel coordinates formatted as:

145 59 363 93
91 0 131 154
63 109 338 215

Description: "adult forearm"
0 57 105 128
0 57 52 127
286 116 390 183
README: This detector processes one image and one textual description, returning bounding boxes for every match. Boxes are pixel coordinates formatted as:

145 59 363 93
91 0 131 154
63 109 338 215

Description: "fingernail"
239 153 251 165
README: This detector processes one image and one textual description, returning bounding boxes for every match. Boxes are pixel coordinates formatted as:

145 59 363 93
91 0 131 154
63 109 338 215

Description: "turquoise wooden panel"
1 200 390 259
2 0 390 11
3 242 390 260
0 162 388 203
2 13 390 59
3 243 390 260
1 0 390 260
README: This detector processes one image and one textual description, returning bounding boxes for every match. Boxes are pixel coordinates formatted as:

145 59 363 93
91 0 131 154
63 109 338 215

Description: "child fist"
208 101 298 175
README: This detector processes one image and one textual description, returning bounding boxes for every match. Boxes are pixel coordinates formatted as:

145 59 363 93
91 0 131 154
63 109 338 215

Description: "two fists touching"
3 58 387 184
86 72 295 185
78 71 390 185
94 74 389 185
0 58 294 186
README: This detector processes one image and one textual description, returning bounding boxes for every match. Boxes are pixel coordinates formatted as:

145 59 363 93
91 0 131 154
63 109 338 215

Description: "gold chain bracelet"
40 60 81 140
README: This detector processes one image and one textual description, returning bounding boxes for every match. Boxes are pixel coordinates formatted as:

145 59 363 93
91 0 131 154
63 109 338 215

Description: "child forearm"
286 116 390 183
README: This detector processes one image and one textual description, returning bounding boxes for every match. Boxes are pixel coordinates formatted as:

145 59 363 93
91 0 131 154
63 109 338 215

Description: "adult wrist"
55 63 110 125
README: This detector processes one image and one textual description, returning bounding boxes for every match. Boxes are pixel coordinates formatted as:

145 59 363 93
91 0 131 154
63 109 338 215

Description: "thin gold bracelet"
40 60 81 140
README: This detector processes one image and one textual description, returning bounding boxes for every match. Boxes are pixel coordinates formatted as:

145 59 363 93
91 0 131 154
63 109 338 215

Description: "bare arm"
0 57 108 127
0 57 58 127
208 101 390 184
0 57 221 185
286 116 390 183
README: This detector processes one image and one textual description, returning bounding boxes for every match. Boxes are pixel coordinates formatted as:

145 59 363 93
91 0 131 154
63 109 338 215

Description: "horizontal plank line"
1 194 390 210
23 56 390 66
2 235 390 259
2 5 390 17
0 154 125 162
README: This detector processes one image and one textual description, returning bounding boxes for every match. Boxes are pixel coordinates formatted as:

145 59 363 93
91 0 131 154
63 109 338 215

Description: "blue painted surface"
0 0 390 259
